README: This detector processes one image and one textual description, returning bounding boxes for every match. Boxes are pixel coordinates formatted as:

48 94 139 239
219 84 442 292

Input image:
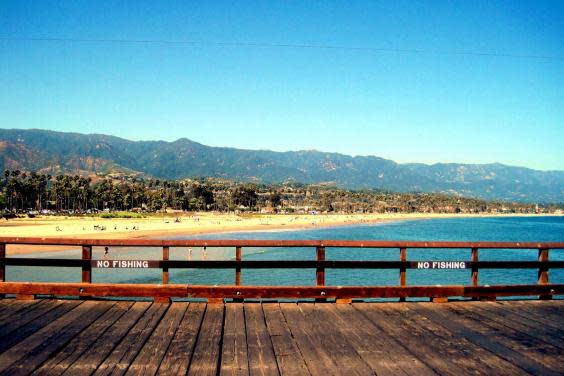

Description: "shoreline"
1 212 560 255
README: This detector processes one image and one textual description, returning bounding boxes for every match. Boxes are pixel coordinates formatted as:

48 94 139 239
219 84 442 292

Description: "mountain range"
0 128 562 203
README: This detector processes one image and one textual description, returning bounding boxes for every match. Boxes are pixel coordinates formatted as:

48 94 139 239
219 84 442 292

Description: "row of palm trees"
3 170 92 211
3 170 50 211
1 171 213 212
1 170 268 213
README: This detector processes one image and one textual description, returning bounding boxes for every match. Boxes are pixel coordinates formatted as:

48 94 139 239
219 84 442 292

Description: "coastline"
1 212 560 255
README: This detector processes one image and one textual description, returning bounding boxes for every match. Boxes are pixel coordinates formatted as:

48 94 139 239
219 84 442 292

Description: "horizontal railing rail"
3 258 564 269
0 282 560 299
0 237 563 303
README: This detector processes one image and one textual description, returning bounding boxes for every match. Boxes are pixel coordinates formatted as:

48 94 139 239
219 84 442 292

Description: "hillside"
0 128 562 202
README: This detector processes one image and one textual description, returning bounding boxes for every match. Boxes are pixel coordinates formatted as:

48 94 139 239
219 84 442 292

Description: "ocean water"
6 217 564 294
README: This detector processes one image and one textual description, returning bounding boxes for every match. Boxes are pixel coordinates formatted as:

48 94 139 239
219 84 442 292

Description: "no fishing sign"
416 261 467 269
92 260 158 268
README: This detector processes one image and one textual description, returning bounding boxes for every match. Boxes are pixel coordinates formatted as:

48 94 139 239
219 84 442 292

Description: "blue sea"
6 217 564 294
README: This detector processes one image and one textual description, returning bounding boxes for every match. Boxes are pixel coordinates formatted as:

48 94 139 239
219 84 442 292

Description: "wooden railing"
0 238 563 303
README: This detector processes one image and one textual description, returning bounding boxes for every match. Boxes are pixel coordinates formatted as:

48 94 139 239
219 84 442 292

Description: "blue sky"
1 1 563 170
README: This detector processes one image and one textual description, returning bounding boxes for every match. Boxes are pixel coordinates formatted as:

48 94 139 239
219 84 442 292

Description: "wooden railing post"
538 248 551 300
76 245 92 301
316 246 326 302
155 246 171 304
316 246 325 286
235 246 242 285
162 246 169 284
82 245 92 284
0 243 5 299
399 247 407 302
471 248 479 301
234 246 243 302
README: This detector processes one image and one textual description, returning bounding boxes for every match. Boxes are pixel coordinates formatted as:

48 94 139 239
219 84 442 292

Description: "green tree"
232 185 258 210
269 191 282 208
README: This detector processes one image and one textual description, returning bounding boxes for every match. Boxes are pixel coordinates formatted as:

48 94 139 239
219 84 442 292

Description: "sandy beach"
0 212 557 255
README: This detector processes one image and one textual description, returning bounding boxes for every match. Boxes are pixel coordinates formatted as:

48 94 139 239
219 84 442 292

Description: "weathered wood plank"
220 303 249 376
526 298 564 312
279 303 341 376
0 299 42 323
94 302 168 376
465 302 564 348
33 301 133 376
0 300 80 354
63 301 152 375
357 302 528 375
0 299 560 376
158 303 206 375
412 303 560 375
330 303 436 375
187 304 224 376
426 303 564 373
244 303 279 376
263 303 310 376
462 303 564 350
0 299 57 335
0 297 37 309
299 304 373 375
354 302 454 375
127 302 188 375
515 299 564 312
505 299 564 313
496 300 564 331
0 301 112 375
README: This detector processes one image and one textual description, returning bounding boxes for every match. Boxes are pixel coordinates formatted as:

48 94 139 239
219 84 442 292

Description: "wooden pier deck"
0 299 561 375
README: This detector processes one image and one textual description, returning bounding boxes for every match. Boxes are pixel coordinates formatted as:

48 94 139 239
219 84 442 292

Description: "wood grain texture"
220 303 249 376
356 302 528 375
279 303 341 376
263 303 310 376
93 303 168 376
0 300 80 353
0 301 110 375
64 301 152 375
188 303 225 376
244 303 279 376
127 302 188 375
421 303 564 374
33 301 133 376
158 303 206 375
0 300 560 375
331 303 436 375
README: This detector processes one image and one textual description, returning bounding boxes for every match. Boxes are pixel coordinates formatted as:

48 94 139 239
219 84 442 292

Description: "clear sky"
1 1 563 170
